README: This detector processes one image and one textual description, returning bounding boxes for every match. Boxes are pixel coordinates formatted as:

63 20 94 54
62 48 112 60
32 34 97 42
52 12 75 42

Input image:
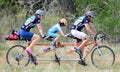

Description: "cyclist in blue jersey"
71 10 97 66
47 18 68 48
19 9 46 65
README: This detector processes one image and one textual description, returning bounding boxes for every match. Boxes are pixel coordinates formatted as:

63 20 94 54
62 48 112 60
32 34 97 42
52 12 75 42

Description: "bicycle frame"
6 35 115 68
29 38 98 62
82 40 98 58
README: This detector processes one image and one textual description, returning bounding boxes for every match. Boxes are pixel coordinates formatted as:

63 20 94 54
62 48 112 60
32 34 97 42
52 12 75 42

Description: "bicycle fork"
96 46 104 59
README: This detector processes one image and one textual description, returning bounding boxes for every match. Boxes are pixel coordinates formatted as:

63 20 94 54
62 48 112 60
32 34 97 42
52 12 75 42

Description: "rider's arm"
36 23 44 37
84 23 97 36
60 30 66 37
89 23 97 35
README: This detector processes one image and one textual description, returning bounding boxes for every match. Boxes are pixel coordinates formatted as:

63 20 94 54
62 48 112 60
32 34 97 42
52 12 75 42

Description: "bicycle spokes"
6 45 30 66
91 46 115 69
15 53 24 65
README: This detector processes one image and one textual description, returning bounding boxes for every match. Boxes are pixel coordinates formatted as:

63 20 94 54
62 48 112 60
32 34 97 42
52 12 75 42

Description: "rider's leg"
26 34 40 54
49 33 60 48
71 30 90 53
71 30 88 66
52 36 60 48
25 34 40 65
78 35 90 53
54 36 60 42
76 39 82 47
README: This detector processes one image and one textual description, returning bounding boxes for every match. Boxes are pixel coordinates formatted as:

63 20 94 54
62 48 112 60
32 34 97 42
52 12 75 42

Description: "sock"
26 48 33 55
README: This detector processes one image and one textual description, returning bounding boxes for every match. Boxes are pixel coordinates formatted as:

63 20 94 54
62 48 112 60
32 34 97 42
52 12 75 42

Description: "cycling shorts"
71 29 86 39
19 29 34 41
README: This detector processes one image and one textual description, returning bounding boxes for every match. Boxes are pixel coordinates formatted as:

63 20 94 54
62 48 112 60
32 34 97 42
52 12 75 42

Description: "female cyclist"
19 9 46 65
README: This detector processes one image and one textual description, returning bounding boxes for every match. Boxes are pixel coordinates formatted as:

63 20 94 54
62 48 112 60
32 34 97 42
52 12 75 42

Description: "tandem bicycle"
6 34 115 69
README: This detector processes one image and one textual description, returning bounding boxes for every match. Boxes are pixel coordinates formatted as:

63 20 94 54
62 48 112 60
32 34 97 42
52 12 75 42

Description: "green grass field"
0 41 120 72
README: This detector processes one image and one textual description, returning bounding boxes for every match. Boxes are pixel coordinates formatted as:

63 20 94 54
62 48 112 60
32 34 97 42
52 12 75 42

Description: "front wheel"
6 45 30 66
91 46 115 69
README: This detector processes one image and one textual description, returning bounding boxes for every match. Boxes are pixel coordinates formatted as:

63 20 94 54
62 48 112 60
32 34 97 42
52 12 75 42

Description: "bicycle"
6 34 115 69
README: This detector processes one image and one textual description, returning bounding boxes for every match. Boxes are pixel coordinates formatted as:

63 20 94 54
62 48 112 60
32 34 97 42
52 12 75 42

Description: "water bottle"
43 47 51 52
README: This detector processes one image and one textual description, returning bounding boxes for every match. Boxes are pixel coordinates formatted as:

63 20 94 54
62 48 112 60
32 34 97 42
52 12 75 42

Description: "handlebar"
95 35 106 42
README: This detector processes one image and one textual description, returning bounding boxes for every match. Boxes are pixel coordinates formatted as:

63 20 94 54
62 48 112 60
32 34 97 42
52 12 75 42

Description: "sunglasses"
89 16 94 18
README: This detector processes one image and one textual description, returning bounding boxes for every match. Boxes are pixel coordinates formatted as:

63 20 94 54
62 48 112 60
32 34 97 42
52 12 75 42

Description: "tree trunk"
58 0 75 15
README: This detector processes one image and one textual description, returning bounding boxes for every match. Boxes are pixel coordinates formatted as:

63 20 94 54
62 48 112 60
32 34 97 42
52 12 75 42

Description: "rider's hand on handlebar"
42 35 47 39
65 33 71 37
64 34 68 37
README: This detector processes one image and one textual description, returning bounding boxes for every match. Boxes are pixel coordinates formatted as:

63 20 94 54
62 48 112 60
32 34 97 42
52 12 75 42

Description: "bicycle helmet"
60 18 67 26
85 11 95 18
35 9 45 16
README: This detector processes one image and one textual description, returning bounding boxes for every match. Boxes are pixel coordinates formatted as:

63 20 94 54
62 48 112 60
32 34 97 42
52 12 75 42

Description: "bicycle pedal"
55 57 60 62
55 54 60 63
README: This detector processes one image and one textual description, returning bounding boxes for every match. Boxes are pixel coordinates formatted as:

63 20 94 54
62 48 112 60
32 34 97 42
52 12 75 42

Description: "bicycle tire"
6 45 30 66
91 46 115 69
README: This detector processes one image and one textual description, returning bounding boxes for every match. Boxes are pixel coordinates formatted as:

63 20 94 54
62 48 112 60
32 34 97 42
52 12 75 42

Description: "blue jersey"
47 24 62 38
48 24 62 33
21 15 41 31
72 16 90 31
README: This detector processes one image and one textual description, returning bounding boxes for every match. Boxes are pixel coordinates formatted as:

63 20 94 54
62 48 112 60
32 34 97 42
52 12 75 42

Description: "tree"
58 0 75 15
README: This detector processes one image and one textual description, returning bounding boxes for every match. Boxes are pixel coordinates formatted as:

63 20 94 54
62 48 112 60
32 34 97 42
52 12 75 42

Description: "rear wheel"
6 45 30 66
91 46 115 69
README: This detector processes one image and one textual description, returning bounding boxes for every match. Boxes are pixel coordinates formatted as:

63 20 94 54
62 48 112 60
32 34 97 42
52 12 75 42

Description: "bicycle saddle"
66 33 82 42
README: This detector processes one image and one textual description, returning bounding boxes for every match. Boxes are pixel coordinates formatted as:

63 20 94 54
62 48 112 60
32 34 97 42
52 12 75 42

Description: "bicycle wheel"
6 45 30 66
91 46 115 69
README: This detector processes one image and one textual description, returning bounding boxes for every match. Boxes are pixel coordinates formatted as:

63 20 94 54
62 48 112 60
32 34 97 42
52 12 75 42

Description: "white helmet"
85 11 95 18
35 9 45 16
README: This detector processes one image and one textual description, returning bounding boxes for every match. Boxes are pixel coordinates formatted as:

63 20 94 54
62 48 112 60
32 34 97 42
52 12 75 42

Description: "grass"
0 41 120 72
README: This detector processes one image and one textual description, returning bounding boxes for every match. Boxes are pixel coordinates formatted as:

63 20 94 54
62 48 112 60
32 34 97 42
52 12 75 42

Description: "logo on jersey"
85 20 88 23
38 20 40 22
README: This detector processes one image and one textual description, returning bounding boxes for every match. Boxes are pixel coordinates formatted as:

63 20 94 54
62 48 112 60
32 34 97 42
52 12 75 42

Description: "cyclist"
46 18 68 48
19 9 46 65
71 10 97 66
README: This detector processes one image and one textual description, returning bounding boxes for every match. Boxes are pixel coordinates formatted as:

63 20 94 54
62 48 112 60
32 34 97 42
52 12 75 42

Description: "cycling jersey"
21 15 41 31
48 24 62 33
72 16 90 31
47 24 63 38
19 15 41 41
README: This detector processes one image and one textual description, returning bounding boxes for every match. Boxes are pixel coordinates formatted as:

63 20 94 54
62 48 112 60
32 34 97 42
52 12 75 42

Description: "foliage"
0 0 15 7
0 0 21 17
0 0 120 42
75 0 120 37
